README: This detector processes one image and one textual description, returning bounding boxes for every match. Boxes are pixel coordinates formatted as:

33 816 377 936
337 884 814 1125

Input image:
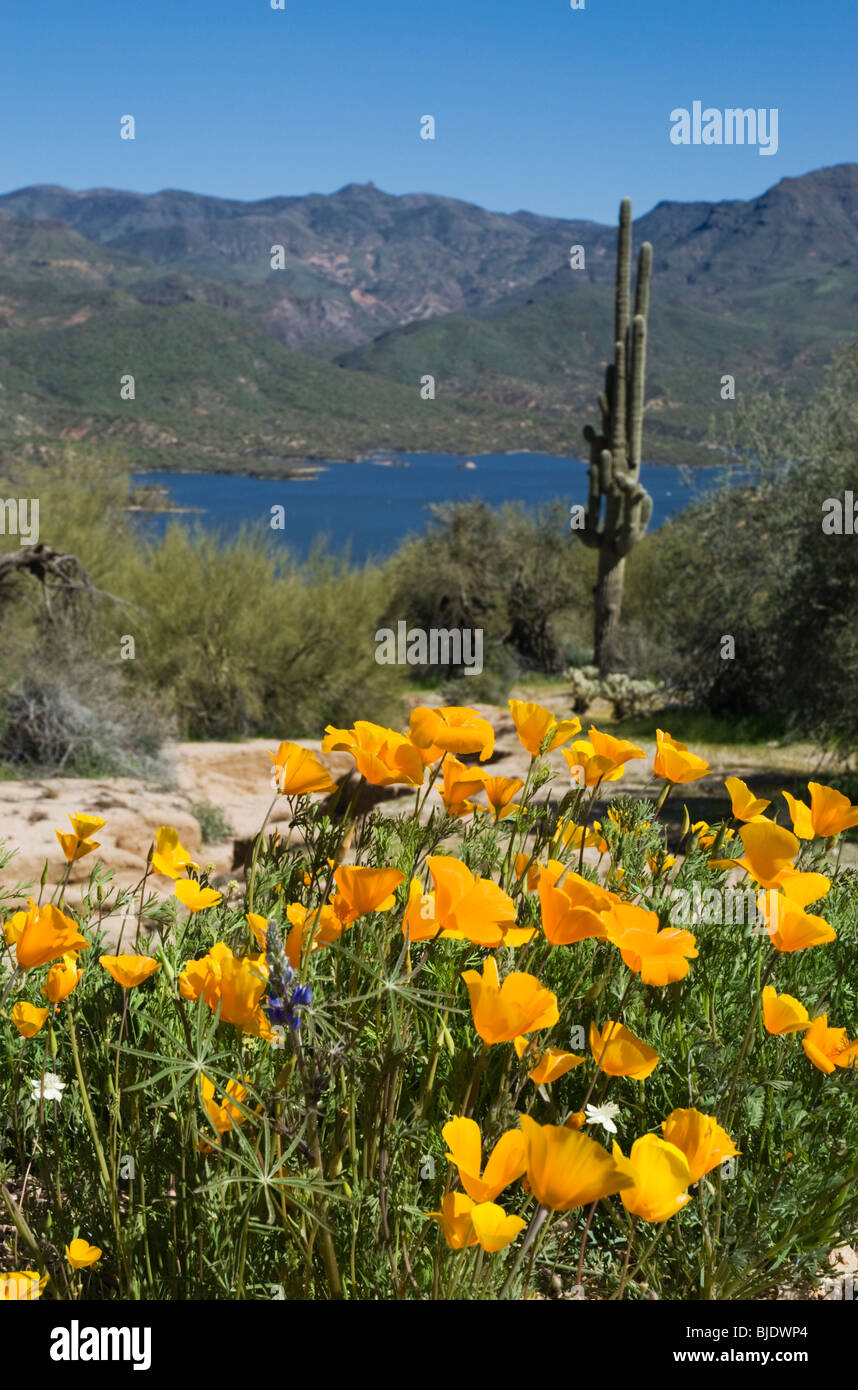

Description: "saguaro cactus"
579 198 653 673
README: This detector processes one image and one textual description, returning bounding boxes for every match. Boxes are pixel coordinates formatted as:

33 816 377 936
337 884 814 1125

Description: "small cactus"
578 199 654 672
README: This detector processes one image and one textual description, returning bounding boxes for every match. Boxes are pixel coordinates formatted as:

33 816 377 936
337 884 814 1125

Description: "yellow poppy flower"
331 865 404 922
197 1072 250 1142
653 730 709 784
508 700 581 757
724 777 771 823
42 952 83 1004
528 1047 586 1085
552 819 608 854
481 775 524 821
174 880 222 913
784 783 858 840
660 1108 740 1183
518 1114 634 1212
151 826 198 879
10 1001 50 1038
538 860 613 946
603 900 698 985
612 1134 692 1222
461 955 558 1044
3 909 27 946
65 1239 102 1270
15 899 90 972
589 1019 659 1079
246 913 269 951
427 1192 479 1249
442 1116 527 1202
269 741 336 797
67 813 106 840
55 812 106 863
802 1016 858 1074
99 955 161 989
428 855 524 947
323 721 426 787
470 1202 527 1252
409 706 495 762
762 986 811 1035
437 754 486 818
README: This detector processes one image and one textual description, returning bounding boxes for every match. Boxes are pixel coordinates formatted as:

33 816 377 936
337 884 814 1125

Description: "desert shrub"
0 658 173 777
383 499 591 685
191 801 234 844
622 346 858 748
109 526 406 739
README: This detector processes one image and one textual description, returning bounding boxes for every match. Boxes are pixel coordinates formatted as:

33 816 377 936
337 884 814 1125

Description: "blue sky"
2 0 855 222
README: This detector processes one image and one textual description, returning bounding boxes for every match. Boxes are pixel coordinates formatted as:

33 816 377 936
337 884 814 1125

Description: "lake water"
131 452 721 563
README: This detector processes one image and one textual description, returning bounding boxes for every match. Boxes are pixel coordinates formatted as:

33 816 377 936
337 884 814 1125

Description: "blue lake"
132 452 720 563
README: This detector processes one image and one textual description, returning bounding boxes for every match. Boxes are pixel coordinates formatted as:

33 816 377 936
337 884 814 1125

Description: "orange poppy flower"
409 706 495 762
99 955 161 989
331 865 404 922
755 892 837 953
481 775 524 821
197 1072 251 1144
42 953 83 1004
508 700 581 757
603 900 698 985
442 1116 527 1202
528 1047 586 1086
428 855 525 947
589 1020 659 1079
538 860 613 946
660 1108 740 1183
518 1115 633 1212
653 730 709 784
461 955 558 1044
322 721 425 787
784 782 858 840
284 901 345 966
270 742 336 796
802 1015 858 1074
15 899 90 972
437 754 486 818
56 810 104 863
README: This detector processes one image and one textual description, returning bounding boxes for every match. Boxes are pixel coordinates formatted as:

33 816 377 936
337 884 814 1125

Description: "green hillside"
0 164 856 469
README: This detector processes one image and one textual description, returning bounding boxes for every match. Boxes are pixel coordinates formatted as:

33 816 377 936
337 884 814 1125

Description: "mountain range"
0 163 856 472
